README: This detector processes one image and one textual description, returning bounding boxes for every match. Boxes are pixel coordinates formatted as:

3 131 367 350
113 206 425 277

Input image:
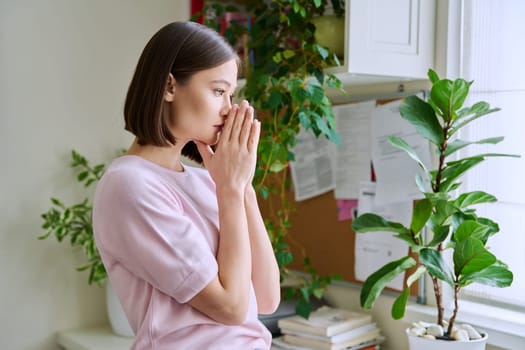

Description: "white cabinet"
330 0 436 81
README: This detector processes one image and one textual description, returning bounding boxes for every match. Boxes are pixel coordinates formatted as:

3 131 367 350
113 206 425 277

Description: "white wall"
0 1 189 349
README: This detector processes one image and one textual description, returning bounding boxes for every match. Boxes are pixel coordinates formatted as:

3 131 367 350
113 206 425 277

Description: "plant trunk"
431 276 444 325
447 285 460 336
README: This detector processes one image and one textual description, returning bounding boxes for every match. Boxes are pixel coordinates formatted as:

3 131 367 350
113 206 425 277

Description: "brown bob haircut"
124 21 237 164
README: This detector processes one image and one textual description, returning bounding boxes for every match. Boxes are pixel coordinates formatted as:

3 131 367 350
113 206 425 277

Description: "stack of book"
271 306 384 350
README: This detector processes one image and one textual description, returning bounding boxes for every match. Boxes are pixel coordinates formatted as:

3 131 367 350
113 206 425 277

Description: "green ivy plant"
39 150 108 285
197 0 345 318
352 69 518 337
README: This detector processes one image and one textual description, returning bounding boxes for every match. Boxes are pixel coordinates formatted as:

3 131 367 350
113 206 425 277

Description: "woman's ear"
164 73 176 102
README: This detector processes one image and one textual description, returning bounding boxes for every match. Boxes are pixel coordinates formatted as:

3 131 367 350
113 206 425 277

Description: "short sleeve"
93 169 218 303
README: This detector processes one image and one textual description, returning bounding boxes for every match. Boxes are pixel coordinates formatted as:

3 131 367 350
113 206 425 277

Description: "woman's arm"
188 102 259 325
245 185 281 314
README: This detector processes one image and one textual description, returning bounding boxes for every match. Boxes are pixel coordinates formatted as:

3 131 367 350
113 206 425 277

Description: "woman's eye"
213 89 225 97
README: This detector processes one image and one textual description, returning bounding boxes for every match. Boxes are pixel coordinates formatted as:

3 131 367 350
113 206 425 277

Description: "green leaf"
51 198 64 208
477 217 500 236
399 96 444 145
460 261 513 287
272 52 282 63
300 6 306 18
420 248 455 286
415 173 427 192
298 110 312 130
360 257 416 309
388 136 429 174
454 191 497 208
391 287 410 320
352 213 410 235
439 157 484 192
275 250 293 267
457 101 489 119
427 225 450 247
77 171 88 182
315 44 329 59
427 69 440 84
445 137 504 157
312 287 324 299
295 296 312 319
407 265 427 287
430 78 471 121
410 199 432 234
430 200 457 226
266 90 283 110
454 237 496 276
450 107 501 135
394 232 420 251
306 84 325 105
453 220 492 243
282 49 295 59
259 186 269 200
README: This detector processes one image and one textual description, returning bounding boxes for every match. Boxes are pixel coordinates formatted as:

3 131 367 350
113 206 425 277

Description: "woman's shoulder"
103 155 161 183
95 156 184 208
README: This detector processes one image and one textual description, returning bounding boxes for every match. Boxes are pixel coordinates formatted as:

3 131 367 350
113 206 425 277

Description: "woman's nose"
221 95 233 115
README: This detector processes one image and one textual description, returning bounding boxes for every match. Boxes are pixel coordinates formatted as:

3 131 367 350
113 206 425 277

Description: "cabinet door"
347 0 435 78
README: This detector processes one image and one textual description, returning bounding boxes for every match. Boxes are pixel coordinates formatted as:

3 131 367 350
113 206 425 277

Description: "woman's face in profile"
169 58 238 146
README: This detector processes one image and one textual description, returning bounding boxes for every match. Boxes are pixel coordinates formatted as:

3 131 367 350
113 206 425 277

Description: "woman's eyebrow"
211 79 232 86
210 79 237 91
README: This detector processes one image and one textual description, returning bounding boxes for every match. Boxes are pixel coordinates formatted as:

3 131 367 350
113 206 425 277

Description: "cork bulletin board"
258 99 420 297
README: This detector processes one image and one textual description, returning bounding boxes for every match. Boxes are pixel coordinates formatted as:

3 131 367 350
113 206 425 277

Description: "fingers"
229 100 249 142
239 106 255 146
247 119 261 154
220 104 238 143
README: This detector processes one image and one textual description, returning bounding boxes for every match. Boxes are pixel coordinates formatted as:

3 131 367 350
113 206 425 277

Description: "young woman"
93 21 280 349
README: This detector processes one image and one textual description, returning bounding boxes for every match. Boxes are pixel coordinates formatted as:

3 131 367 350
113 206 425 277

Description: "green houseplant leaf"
459 261 513 288
454 191 497 208
410 198 432 234
391 287 410 320
399 96 444 145
445 137 504 157
454 237 496 277
388 135 430 175
429 77 471 121
360 256 416 310
420 248 455 286
352 213 410 235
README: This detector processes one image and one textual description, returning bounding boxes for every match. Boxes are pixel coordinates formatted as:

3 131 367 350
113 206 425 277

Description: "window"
457 0 525 309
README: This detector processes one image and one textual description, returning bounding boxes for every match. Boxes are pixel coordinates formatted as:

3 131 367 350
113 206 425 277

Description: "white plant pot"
106 282 134 337
406 328 488 350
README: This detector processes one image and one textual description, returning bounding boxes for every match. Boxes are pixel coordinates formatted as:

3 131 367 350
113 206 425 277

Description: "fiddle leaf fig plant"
352 69 518 338
39 150 108 285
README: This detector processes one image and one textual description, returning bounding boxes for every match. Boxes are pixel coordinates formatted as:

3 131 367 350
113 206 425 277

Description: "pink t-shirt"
93 155 271 350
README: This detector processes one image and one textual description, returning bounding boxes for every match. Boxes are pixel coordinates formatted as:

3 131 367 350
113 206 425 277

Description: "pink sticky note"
337 199 358 222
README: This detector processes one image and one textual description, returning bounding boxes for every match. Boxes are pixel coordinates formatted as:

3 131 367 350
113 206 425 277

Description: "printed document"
354 181 411 291
333 101 375 199
289 127 336 201
370 99 432 205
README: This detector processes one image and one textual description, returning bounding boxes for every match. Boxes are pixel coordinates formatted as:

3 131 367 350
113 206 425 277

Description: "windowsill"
404 301 525 349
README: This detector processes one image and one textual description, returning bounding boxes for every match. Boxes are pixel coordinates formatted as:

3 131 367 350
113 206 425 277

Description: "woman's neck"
126 139 185 172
